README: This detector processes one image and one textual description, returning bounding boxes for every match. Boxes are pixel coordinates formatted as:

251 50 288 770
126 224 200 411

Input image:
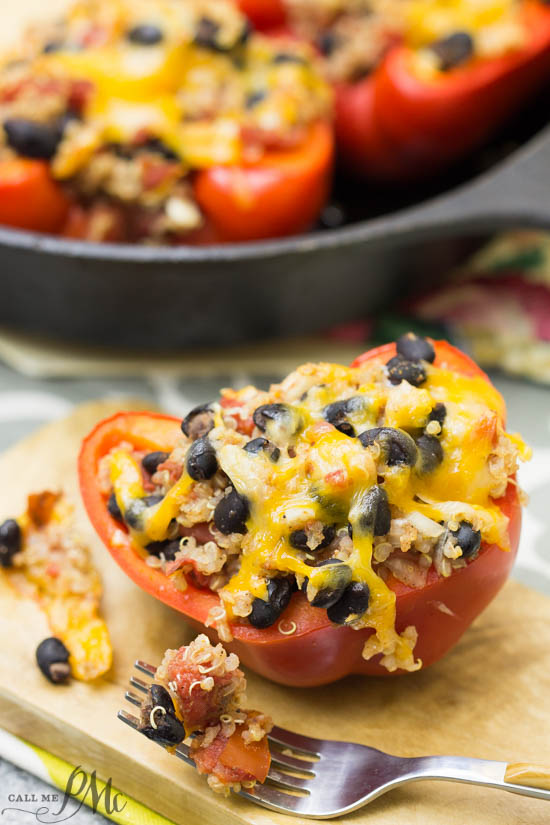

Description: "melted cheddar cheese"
109 344 529 673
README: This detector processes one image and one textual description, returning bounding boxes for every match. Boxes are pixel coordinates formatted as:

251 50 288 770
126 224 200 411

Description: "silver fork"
119 660 550 819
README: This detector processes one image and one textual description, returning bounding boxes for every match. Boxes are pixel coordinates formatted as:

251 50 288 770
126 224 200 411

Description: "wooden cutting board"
0 401 549 825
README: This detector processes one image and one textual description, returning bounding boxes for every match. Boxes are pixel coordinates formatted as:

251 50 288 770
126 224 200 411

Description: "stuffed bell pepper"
79 335 529 687
240 0 550 180
0 0 332 242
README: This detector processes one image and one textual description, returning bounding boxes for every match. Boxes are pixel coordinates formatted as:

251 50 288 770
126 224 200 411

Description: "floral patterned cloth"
360 231 550 384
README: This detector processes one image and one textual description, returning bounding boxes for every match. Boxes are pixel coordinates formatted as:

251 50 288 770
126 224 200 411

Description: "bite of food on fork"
119 633 550 817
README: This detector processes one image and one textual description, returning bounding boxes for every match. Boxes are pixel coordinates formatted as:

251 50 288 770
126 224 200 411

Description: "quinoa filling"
103 334 529 674
0 0 329 242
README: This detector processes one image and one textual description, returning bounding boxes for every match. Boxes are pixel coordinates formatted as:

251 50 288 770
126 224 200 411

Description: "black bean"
124 494 163 529
186 438 218 481
43 41 63 53
253 403 290 432
416 434 444 473
150 683 177 717
142 451 169 476
253 403 301 441
323 396 365 438
0 519 21 568
194 16 220 50
140 709 186 747
244 437 268 453
143 494 164 506
248 577 292 628
310 488 348 522
273 52 308 65
428 403 447 427
239 20 253 46
356 486 391 537
327 582 370 625
396 332 435 364
243 437 280 462
316 31 339 56
431 31 474 71
107 492 123 523
142 137 180 161
451 521 481 559
127 24 164 45
196 18 252 52
181 404 215 441
386 355 427 387
214 489 249 534
146 539 181 560
303 559 352 609
4 118 60 159
289 524 335 552
318 203 347 230
359 427 418 467
246 90 267 109
36 637 71 684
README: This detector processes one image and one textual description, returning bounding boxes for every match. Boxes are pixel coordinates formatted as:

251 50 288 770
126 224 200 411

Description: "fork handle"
505 763 550 791
408 756 550 802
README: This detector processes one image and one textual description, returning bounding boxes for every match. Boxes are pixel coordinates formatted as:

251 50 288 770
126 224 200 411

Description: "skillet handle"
384 123 550 240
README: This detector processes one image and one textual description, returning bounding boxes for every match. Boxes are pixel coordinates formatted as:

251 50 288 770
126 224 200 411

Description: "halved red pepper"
0 159 71 233
79 341 521 687
240 0 550 180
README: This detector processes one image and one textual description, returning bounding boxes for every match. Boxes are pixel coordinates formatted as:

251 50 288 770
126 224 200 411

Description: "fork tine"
135 660 157 676
270 750 317 773
269 725 322 756
125 690 143 707
130 675 151 693
117 709 140 729
173 742 195 768
240 782 309 812
267 767 313 791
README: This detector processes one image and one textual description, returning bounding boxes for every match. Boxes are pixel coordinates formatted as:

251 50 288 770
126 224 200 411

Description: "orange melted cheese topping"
110 355 529 673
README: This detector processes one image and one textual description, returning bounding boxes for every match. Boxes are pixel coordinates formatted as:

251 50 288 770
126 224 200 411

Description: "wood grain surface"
0 401 549 825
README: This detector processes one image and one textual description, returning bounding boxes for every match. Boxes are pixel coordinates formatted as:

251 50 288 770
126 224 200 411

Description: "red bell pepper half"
240 0 550 180
79 341 521 687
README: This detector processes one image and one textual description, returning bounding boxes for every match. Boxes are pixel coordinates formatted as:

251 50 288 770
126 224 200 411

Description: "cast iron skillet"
2 113 550 349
